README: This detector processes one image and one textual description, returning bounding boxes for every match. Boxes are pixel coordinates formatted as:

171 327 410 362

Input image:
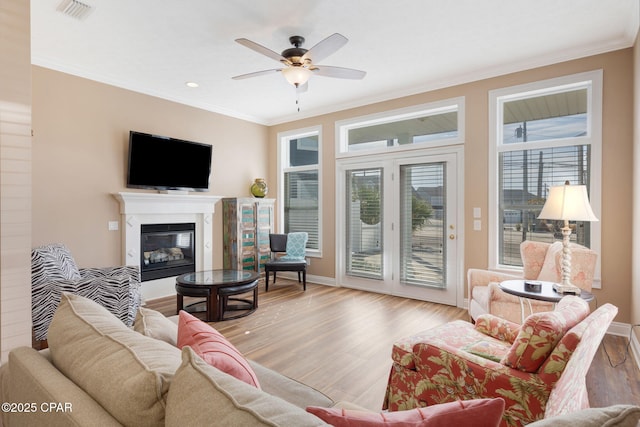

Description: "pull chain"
295 85 301 112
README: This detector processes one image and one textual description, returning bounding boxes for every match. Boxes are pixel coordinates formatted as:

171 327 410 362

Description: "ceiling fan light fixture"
282 66 311 87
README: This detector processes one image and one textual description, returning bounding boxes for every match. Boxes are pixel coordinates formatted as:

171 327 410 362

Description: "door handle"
449 234 455 240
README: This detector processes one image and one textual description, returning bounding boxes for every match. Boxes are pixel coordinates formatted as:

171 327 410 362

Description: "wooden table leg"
176 293 184 315
207 291 220 322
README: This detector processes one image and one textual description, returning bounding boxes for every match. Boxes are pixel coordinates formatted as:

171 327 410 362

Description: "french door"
337 150 462 306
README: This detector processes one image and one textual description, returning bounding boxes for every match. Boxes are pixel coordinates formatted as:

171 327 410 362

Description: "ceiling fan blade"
311 65 366 80
302 33 348 63
235 38 286 63
232 69 282 80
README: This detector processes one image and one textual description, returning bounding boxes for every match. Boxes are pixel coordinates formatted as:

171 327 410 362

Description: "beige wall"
0 0 33 361
30 49 634 324
269 49 634 323
31 66 269 270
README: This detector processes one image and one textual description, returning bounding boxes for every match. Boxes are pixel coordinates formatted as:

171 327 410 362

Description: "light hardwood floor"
146 278 640 411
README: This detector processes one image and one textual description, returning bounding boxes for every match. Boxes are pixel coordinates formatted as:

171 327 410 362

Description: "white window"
489 71 602 284
277 126 321 256
336 98 465 306
336 98 464 157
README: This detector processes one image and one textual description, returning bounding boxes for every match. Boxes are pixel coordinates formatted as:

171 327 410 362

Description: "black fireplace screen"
140 223 195 281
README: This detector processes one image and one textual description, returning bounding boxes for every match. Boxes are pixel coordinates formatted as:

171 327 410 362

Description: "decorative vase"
250 178 268 198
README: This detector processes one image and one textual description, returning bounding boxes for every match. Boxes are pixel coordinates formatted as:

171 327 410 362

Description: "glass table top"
177 269 258 286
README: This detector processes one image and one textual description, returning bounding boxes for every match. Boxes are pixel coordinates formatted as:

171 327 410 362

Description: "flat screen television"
127 131 212 192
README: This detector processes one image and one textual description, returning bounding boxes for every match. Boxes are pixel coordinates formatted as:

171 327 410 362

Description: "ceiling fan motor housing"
282 36 309 65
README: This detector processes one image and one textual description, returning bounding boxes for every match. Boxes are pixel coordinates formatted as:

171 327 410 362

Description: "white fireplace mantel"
113 192 222 300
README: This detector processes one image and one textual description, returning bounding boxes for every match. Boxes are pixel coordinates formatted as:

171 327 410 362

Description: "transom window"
489 71 602 280
336 99 464 156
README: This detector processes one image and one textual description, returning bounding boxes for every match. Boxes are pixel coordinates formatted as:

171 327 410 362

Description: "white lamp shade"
538 184 599 222
282 66 311 86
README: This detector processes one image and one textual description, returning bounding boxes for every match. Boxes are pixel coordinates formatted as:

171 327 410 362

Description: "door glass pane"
502 88 588 145
400 163 446 288
499 145 591 266
346 168 383 279
284 170 318 249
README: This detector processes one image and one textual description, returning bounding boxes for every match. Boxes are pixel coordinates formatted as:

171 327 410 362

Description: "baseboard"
275 272 337 287
607 321 630 337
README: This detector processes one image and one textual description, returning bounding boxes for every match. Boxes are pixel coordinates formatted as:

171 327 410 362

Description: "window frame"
277 125 322 257
335 97 465 158
488 70 602 286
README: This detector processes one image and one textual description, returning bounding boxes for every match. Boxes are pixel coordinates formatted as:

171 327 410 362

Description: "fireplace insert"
140 223 195 281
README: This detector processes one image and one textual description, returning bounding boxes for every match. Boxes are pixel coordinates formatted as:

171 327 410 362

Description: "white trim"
276 271 338 287
335 145 465 307
608 322 640 372
113 192 221 301
276 125 323 257
488 70 603 287
631 330 640 372
335 97 465 159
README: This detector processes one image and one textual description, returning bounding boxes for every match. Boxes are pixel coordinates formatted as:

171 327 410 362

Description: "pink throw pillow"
503 296 589 372
307 398 505 427
177 311 260 388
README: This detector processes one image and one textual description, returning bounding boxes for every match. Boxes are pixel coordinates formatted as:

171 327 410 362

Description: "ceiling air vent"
56 0 93 20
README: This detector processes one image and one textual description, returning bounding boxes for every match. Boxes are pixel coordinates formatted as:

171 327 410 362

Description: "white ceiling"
31 0 639 126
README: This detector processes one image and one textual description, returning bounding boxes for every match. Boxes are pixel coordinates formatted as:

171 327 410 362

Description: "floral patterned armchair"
383 296 617 426
468 240 597 323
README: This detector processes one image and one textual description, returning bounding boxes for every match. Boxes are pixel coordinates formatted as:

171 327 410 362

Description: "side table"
499 279 594 323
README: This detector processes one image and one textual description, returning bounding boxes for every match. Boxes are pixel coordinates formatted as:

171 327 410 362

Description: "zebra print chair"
31 243 142 341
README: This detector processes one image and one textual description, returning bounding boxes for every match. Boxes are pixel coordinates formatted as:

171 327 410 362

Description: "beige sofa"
2 293 639 427
0 293 333 427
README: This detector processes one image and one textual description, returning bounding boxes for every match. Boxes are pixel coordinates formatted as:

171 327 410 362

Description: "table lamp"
537 181 598 294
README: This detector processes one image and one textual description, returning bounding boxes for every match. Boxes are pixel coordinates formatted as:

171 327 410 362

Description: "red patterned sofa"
383 296 618 426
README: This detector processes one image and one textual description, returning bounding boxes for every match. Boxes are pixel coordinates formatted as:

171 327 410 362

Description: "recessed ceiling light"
185 82 199 88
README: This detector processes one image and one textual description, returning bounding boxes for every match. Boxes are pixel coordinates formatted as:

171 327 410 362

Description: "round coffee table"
499 279 594 322
176 270 259 322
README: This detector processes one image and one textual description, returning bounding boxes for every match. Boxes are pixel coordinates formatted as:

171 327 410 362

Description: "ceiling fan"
232 33 366 90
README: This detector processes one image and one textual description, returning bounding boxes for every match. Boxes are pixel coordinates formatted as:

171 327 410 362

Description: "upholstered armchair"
383 297 618 426
468 240 597 323
31 243 142 341
265 232 308 291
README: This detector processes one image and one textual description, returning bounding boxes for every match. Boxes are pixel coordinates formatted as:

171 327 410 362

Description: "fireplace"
140 223 196 281
114 192 221 301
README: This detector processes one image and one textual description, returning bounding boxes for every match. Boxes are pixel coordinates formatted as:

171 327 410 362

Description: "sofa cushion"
177 310 260 388
536 241 563 282
248 360 333 410
474 314 521 343
528 405 640 427
165 346 329 427
503 296 589 372
134 306 178 346
48 293 182 427
0 347 122 427
463 340 510 363
392 320 499 370
471 284 490 313
306 398 505 427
